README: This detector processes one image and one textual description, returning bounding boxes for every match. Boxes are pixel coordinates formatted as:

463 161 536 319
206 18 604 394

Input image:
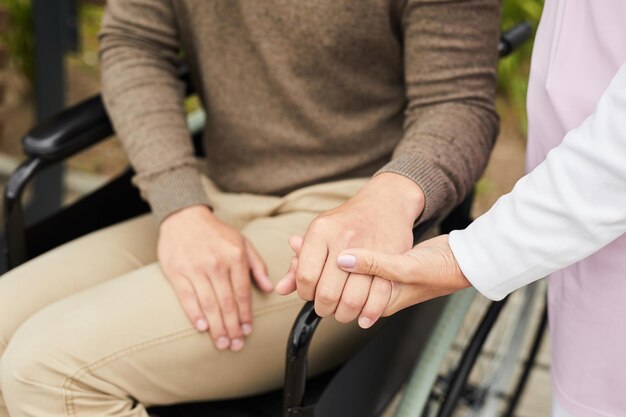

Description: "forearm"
450 62 626 300
379 0 500 222
379 103 498 221
99 0 209 224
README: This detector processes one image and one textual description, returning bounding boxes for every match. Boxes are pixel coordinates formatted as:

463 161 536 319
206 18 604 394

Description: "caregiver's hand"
336 235 472 324
158 205 273 352
276 173 423 326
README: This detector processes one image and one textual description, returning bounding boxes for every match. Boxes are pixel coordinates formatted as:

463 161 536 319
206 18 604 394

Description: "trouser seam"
61 299 304 416
62 328 197 417
253 299 303 317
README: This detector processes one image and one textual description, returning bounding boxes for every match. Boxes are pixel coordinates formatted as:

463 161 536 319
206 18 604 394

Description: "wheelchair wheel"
423 280 545 417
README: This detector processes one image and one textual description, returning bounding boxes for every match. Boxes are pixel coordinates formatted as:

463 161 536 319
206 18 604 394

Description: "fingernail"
337 254 357 268
216 336 230 350
231 338 244 351
195 319 209 332
242 324 253 335
358 317 373 329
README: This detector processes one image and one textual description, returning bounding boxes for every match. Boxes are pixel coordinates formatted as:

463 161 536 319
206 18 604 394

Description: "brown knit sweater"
99 0 500 225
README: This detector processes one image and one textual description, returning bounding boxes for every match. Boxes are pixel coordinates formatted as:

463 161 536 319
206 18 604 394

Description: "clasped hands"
276 173 472 328
276 233 472 327
274 173 418 328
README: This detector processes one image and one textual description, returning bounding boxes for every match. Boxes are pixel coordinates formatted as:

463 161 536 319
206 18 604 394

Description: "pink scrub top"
527 1 626 415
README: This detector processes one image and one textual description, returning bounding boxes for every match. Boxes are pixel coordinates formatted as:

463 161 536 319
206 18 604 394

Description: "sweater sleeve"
99 0 210 224
449 62 626 301
376 0 500 221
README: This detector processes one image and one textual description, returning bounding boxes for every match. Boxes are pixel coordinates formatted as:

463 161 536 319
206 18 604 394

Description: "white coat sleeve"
448 62 626 300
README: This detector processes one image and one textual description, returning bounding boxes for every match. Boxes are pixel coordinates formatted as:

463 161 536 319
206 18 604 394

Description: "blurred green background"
0 0 545 182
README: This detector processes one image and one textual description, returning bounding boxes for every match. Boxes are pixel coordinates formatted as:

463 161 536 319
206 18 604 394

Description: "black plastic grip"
499 22 533 58
22 95 113 161
21 66 193 162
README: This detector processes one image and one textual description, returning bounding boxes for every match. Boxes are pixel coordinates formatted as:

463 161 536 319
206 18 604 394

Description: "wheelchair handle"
283 301 321 417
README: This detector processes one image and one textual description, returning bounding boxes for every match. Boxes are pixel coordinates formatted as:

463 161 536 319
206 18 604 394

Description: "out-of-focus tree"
0 0 33 86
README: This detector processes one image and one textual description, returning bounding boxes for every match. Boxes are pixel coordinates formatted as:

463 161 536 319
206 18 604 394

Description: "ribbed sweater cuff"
376 154 450 221
145 166 212 225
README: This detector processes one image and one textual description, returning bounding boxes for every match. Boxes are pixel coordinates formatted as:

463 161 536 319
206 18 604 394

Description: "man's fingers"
358 277 392 329
295 233 328 300
334 273 371 323
184 275 230 350
208 267 245 352
337 249 413 283
246 240 273 293
275 235 302 296
313 255 350 317
276 256 299 295
230 258 254 337
171 276 210 333
289 235 304 255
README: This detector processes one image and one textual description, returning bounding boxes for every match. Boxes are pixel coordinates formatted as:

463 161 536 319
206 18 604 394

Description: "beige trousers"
0 176 370 417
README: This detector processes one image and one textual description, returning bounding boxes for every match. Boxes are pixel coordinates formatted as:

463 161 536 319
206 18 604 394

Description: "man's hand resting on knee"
276 173 423 328
158 206 273 352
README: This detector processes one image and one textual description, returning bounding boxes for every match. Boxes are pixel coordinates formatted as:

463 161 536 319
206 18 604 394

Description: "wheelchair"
1 23 546 417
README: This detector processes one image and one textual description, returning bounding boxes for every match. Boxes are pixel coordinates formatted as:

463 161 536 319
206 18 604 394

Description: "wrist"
365 173 425 223
415 235 472 292
160 204 214 230
441 235 472 291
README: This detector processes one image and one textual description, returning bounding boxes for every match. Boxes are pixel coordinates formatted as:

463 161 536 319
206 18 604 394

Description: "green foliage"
79 2 103 41
0 1 104 86
0 0 34 85
499 0 544 133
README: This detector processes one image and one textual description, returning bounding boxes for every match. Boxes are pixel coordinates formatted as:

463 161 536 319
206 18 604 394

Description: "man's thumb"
336 249 403 281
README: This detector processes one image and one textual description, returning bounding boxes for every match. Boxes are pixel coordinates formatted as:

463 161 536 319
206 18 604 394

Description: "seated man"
0 1 499 416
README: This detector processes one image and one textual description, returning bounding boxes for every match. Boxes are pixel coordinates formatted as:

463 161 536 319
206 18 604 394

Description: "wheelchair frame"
1 23 546 417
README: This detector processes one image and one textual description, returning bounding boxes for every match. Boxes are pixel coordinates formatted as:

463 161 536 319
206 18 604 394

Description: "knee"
0 278 27 354
0 265 52 355
0 317 64 414
1 340 40 401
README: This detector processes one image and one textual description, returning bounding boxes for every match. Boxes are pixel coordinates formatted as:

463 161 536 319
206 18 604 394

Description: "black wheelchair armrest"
4 66 194 270
20 66 194 163
4 94 116 268
22 95 113 162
